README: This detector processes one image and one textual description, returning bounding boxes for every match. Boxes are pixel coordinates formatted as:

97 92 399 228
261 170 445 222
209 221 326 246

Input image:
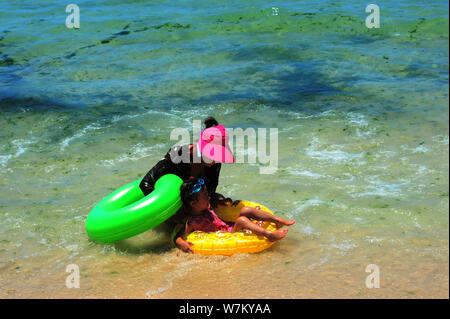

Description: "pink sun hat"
196 124 235 164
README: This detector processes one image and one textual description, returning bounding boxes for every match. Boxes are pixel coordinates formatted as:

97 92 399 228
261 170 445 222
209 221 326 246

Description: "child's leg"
233 216 288 241
239 206 295 228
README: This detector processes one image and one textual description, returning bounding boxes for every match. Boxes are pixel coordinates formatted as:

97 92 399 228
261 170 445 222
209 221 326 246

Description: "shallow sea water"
0 0 448 298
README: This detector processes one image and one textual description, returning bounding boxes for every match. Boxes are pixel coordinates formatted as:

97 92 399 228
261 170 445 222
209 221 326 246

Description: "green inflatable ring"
86 174 183 243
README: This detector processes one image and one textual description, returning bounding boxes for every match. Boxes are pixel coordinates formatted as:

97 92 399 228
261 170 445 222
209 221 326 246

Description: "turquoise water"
0 0 448 298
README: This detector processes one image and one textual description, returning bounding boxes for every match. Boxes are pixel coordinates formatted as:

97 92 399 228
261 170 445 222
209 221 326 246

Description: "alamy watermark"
65 4 380 30
365 4 380 28
365 264 380 288
65 4 80 29
170 120 278 174
65 263 80 288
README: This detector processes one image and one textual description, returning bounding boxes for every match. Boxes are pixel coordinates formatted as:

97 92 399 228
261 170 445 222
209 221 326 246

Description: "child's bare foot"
266 228 289 242
274 218 295 229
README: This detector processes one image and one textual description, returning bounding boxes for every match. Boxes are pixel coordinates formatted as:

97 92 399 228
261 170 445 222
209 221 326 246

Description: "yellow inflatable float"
183 200 277 256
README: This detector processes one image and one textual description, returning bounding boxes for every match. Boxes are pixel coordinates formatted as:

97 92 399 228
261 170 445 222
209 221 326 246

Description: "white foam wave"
307 253 330 270
305 136 365 164
289 169 323 179
364 236 383 244
347 113 378 137
306 148 365 164
0 154 12 166
375 150 396 159
146 283 172 299
111 113 140 122
293 197 327 214
412 145 429 153
60 123 102 150
99 142 165 167
400 144 429 154
347 112 369 127
300 224 320 237
0 139 34 167
334 173 355 183
353 178 405 198
112 109 175 123
432 135 449 145
331 239 357 254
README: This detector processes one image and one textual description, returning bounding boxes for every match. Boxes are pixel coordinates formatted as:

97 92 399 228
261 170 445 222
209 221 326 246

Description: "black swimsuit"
139 144 221 197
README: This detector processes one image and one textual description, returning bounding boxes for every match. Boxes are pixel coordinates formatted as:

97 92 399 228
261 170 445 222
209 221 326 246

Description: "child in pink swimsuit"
187 208 234 233
175 178 295 253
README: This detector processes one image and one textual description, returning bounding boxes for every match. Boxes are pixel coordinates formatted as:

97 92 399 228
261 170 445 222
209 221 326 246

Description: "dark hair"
204 116 219 129
180 178 205 207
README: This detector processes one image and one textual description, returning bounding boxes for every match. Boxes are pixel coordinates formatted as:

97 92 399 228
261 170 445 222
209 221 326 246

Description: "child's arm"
175 221 194 253
175 236 194 253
